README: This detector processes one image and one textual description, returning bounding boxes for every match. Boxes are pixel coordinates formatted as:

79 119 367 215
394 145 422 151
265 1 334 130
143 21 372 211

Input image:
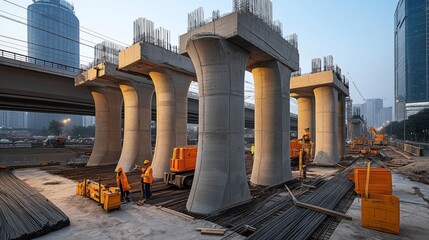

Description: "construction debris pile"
0 168 69 240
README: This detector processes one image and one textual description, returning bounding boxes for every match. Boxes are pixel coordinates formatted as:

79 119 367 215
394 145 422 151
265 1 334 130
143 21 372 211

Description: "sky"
0 0 399 112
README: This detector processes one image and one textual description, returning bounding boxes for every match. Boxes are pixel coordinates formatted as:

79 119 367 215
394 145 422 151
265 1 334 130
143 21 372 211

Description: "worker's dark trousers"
140 179 145 198
144 183 152 200
119 182 130 202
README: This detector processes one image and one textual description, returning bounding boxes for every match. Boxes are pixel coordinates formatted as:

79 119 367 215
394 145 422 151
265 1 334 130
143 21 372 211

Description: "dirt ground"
380 147 429 185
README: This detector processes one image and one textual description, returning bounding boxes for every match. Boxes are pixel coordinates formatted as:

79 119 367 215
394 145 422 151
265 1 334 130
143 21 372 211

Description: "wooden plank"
196 228 226 235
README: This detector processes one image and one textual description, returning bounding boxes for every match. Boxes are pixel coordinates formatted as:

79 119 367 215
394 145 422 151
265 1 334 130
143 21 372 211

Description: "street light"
62 118 71 137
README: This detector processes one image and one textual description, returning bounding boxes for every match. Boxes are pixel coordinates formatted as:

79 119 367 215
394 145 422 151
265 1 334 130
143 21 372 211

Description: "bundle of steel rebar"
247 162 359 240
0 169 69 240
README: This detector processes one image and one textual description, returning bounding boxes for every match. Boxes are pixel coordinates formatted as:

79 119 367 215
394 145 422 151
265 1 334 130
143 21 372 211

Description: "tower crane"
352 81 366 102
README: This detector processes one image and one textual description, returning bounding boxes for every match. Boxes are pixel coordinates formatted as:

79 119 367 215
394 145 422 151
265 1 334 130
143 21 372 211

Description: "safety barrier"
403 143 422 156
388 140 423 156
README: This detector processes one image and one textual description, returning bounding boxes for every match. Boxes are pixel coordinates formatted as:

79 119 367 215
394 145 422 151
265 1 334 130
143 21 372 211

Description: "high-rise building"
394 0 429 121
26 0 84 132
361 98 383 128
0 110 27 128
378 107 393 127
27 0 80 68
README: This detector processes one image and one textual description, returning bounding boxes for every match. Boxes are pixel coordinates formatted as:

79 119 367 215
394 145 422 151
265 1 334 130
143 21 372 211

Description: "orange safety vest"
116 167 131 191
142 166 153 184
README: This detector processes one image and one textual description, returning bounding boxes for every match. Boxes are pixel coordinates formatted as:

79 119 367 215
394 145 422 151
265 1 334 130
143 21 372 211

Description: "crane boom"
352 81 366 101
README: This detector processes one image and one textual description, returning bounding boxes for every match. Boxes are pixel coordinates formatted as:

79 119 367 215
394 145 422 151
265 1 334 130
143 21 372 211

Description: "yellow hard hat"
144 160 150 165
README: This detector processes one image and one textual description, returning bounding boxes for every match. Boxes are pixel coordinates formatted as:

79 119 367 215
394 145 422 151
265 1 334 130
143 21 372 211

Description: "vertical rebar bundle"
286 33 298 49
233 0 272 23
324 55 334 71
312 58 322 73
188 7 205 31
0 168 70 240
93 41 124 65
133 17 154 43
335 65 342 76
154 27 171 50
133 17 178 53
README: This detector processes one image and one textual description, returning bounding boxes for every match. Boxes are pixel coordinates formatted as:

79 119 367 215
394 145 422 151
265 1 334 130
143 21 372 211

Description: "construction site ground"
3 146 429 239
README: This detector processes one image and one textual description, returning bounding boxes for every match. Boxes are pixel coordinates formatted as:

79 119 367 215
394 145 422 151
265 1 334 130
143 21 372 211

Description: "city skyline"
0 0 397 113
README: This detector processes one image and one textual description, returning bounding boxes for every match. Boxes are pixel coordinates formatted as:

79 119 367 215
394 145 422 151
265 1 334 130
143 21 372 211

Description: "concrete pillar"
297 97 315 141
250 60 292 186
338 94 346 158
87 87 122 166
186 36 251 214
313 87 339 165
116 83 154 172
149 69 192 178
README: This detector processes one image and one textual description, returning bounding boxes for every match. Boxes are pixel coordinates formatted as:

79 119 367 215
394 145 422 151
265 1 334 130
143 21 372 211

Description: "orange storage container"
354 167 392 195
361 193 400 235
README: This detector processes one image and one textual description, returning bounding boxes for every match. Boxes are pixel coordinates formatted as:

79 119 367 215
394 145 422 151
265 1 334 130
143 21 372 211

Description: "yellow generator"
76 179 121 212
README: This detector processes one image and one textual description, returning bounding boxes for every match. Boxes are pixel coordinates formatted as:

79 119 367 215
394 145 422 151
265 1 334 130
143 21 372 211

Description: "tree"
48 120 64 136
72 125 95 138
381 108 429 142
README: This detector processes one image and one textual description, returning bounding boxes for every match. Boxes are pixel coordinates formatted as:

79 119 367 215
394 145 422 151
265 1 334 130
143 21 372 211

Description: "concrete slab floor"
13 169 228 240
330 174 429 240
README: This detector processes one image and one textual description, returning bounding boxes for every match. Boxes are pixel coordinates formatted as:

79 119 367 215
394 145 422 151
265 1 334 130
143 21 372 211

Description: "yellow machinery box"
75 180 121 213
361 193 400 235
354 167 392 195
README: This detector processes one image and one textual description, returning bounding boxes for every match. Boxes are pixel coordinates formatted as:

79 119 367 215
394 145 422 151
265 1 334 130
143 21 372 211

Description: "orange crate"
354 167 392 195
362 193 400 235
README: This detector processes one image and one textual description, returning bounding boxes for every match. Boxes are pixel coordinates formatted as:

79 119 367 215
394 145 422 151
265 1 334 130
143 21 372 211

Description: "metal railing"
0 49 82 74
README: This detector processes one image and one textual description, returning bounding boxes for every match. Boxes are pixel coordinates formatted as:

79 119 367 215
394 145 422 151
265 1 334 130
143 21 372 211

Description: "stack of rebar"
0 168 69 240
247 163 358 240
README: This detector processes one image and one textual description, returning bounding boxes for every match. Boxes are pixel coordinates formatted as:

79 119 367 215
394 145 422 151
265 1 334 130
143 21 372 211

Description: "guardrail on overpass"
1 49 82 74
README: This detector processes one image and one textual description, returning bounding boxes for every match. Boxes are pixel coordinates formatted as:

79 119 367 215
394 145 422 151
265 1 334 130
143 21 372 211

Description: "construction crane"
352 81 366 102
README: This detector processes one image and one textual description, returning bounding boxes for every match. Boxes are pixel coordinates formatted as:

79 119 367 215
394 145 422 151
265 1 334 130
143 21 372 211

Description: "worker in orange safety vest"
141 160 153 200
116 166 131 203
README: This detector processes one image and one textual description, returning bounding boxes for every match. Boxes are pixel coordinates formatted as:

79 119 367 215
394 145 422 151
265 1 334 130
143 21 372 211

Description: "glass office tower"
394 0 429 120
27 0 79 69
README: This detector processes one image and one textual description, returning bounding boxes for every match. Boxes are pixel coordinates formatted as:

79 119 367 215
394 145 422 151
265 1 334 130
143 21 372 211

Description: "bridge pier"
250 60 292 186
87 87 122 166
185 36 251 214
149 70 192 178
116 83 154 172
314 86 339 165
338 94 346 158
297 97 315 142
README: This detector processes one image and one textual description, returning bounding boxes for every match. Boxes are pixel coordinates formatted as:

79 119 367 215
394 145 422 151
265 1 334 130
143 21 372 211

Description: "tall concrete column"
297 97 315 140
186 36 251 214
250 61 292 186
149 69 192 178
338 94 346 158
116 83 154 172
87 87 122 166
314 87 339 165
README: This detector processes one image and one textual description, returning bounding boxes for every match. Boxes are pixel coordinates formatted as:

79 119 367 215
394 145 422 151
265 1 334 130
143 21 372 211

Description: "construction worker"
116 166 131 203
142 160 153 200
250 144 255 156
302 127 311 143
